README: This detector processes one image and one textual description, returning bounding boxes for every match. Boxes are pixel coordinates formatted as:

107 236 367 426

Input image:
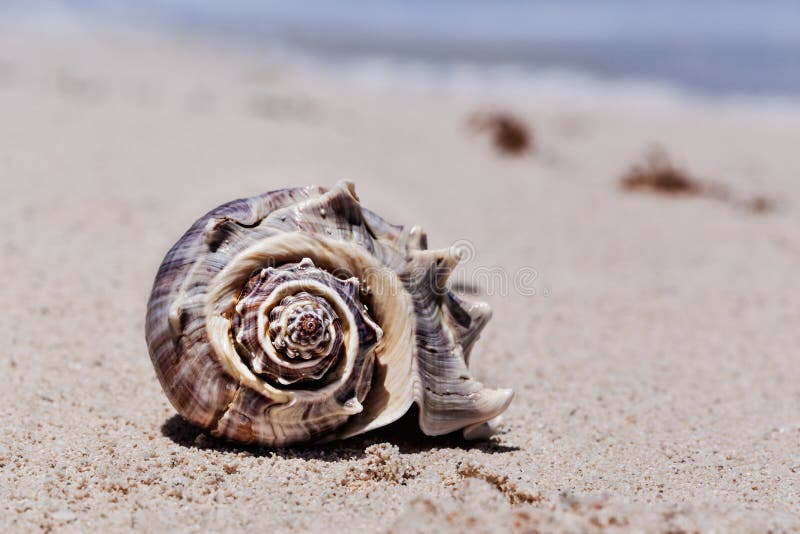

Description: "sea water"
3 0 799 97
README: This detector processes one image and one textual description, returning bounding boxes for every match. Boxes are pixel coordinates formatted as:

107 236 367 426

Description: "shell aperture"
145 181 513 446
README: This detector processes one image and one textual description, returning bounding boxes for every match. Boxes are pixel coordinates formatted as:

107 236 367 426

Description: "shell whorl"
145 181 513 446
231 259 378 387
268 292 337 361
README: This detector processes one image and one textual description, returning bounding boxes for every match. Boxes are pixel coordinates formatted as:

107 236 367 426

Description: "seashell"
145 181 513 446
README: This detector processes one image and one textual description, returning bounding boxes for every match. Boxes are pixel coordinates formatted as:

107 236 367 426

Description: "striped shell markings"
145 181 513 446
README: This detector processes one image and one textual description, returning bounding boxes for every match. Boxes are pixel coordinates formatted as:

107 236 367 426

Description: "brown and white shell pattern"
145 181 513 446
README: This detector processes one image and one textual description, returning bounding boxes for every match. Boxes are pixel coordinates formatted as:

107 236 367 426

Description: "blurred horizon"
3 0 800 97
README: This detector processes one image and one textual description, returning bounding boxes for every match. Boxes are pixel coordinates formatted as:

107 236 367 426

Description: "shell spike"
419 386 513 437
408 225 428 251
444 293 493 363
332 179 359 200
297 257 315 269
340 397 364 415
410 248 461 296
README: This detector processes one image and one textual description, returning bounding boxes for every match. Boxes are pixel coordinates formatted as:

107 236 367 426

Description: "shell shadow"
161 407 519 461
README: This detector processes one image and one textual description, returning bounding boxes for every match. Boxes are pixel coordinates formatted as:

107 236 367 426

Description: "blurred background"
3 0 800 96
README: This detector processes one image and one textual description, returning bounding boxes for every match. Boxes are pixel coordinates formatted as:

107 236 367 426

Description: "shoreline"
3 13 800 102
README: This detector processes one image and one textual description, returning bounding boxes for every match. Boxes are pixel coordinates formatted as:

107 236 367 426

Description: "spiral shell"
145 181 513 446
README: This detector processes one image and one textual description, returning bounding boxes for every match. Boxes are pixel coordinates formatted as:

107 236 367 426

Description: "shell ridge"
403 251 511 437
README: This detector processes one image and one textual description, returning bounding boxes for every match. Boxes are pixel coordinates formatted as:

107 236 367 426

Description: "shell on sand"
145 181 513 446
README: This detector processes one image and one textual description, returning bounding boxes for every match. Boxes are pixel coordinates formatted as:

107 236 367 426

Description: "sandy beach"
1 23 799 532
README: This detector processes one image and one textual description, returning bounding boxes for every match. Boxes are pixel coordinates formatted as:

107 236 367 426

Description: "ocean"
3 0 800 97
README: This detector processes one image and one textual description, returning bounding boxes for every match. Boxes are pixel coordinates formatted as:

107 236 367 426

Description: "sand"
1 22 799 533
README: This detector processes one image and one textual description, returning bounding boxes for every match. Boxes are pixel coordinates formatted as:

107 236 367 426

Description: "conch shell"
145 181 513 446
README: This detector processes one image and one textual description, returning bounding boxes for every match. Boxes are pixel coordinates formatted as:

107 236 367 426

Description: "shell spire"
145 180 513 446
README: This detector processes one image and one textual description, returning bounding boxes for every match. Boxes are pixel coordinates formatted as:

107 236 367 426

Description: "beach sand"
1 24 799 532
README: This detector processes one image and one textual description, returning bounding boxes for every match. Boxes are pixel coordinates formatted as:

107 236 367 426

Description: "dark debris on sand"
620 146 775 214
620 146 702 195
468 111 533 156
